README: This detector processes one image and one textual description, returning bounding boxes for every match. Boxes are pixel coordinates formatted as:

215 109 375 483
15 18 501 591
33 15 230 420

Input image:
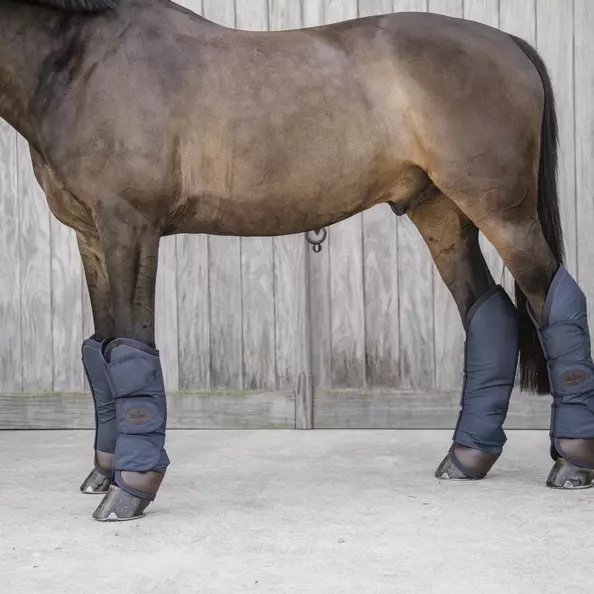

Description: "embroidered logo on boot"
125 406 153 425
562 370 586 386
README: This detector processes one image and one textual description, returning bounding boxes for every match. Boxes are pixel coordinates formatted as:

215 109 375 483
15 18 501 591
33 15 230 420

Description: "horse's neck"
0 4 64 149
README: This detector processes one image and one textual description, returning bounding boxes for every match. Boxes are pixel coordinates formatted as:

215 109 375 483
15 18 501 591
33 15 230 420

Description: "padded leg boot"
436 285 519 480
80 337 117 495
93 338 170 521
529 266 594 489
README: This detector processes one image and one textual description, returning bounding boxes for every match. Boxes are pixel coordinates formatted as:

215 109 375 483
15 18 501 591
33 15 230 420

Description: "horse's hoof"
92 485 150 522
435 452 479 480
80 468 112 495
546 458 594 490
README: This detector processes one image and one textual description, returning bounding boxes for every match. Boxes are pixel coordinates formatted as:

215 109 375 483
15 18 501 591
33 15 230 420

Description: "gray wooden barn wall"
1 0 592 429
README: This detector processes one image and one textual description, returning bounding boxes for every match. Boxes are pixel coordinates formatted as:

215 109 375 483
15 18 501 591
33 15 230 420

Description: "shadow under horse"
2 0 593 521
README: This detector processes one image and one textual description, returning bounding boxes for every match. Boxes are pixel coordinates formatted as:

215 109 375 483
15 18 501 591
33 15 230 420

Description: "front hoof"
435 452 478 480
80 468 112 495
93 485 151 522
546 458 594 490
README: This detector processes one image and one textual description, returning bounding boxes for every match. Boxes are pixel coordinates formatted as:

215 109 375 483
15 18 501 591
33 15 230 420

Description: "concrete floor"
0 430 593 593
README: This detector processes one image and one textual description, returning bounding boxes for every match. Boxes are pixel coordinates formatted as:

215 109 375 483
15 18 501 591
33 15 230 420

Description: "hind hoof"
80 468 112 495
546 458 594 490
93 485 151 522
435 452 479 480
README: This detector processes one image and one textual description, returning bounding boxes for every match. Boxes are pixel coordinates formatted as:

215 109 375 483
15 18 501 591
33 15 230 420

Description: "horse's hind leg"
456 188 594 488
78 232 116 495
407 192 519 479
90 211 169 521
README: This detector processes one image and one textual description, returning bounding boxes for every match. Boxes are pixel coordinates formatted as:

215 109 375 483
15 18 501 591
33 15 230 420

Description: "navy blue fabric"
453 286 519 455
101 338 170 477
82 337 117 455
532 266 594 442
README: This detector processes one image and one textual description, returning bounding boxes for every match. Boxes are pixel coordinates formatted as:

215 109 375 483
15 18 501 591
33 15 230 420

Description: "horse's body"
9 0 538 239
4 0 594 522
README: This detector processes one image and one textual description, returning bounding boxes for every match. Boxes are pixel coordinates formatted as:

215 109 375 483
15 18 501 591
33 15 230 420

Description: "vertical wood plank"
177 235 210 390
236 0 276 391
202 0 242 390
393 0 432 391
310 1 365 389
536 0 577 277
0 123 22 393
358 0 400 389
172 0 209 391
464 0 503 291
575 0 594 313
499 0 536 298
268 1 311 393
428 0 462 17
155 236 179 391
304 0 358 27
499 0 536 43
50 220 83 392
426 0 465 391
17 137 53 392
359 0 392 17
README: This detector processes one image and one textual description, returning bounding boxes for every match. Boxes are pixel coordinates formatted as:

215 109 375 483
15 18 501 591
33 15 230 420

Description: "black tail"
510 35 564 395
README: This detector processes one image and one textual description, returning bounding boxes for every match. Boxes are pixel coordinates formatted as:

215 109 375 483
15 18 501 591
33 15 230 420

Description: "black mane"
27 0 118 10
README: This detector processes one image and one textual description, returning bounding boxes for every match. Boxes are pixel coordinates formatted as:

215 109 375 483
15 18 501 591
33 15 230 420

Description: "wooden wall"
1 0 591 429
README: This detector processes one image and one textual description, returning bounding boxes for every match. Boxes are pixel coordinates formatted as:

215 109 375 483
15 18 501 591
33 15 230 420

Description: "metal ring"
305 227 328 246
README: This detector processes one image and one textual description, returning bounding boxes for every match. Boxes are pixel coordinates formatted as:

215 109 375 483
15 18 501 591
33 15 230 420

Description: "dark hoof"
435 452 479 480
546 458 594 490
80 468 112 495
93 485 151 522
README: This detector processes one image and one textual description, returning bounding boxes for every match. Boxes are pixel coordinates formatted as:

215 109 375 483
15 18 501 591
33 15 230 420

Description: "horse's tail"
509 35 564 394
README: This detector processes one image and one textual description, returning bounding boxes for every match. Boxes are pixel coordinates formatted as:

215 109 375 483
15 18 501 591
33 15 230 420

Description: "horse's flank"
1 0 540 239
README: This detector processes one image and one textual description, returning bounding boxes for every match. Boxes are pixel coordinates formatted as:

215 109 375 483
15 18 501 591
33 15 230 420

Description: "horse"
2 0 593 522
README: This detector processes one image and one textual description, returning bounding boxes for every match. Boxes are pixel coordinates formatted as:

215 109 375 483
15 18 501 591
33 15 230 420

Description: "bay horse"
2 0 594 522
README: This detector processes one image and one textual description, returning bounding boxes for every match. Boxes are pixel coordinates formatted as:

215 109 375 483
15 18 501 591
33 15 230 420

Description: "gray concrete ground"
1 430 593 593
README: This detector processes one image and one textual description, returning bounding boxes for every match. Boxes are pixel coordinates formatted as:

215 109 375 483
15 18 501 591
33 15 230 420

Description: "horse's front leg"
90 212 169 522
78 231 117 495
407 191 519 480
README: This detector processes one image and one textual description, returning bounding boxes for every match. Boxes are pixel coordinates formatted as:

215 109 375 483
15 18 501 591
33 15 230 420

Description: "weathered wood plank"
50 220 83 392
427 0 462 17
201 0 242 390
575 0 594 315
536 0 577 277
463 1 504 292
358 0 400 389
428 0 465 392
358 0 392 17
268 0 302 29
0 123 22 393
314 389 551 429
316 2 366 392
177 234 210 390
498 1 535 299
295 373 313 430
268 2 311 395
236 1 276 391
393 0 433 391
0 390 295 430
304 0 358 27
0 389 549 431
17 137 53 392
499 0 536 44
155 236 179 391
201 0 233 24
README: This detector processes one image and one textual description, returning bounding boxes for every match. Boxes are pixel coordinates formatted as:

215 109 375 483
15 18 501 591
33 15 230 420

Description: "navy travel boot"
529 265 594 489
93 338 170 521
436 285 519 480
80 337 117 494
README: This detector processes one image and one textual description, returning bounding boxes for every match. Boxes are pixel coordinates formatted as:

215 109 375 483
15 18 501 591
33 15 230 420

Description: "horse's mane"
26 0 118 10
